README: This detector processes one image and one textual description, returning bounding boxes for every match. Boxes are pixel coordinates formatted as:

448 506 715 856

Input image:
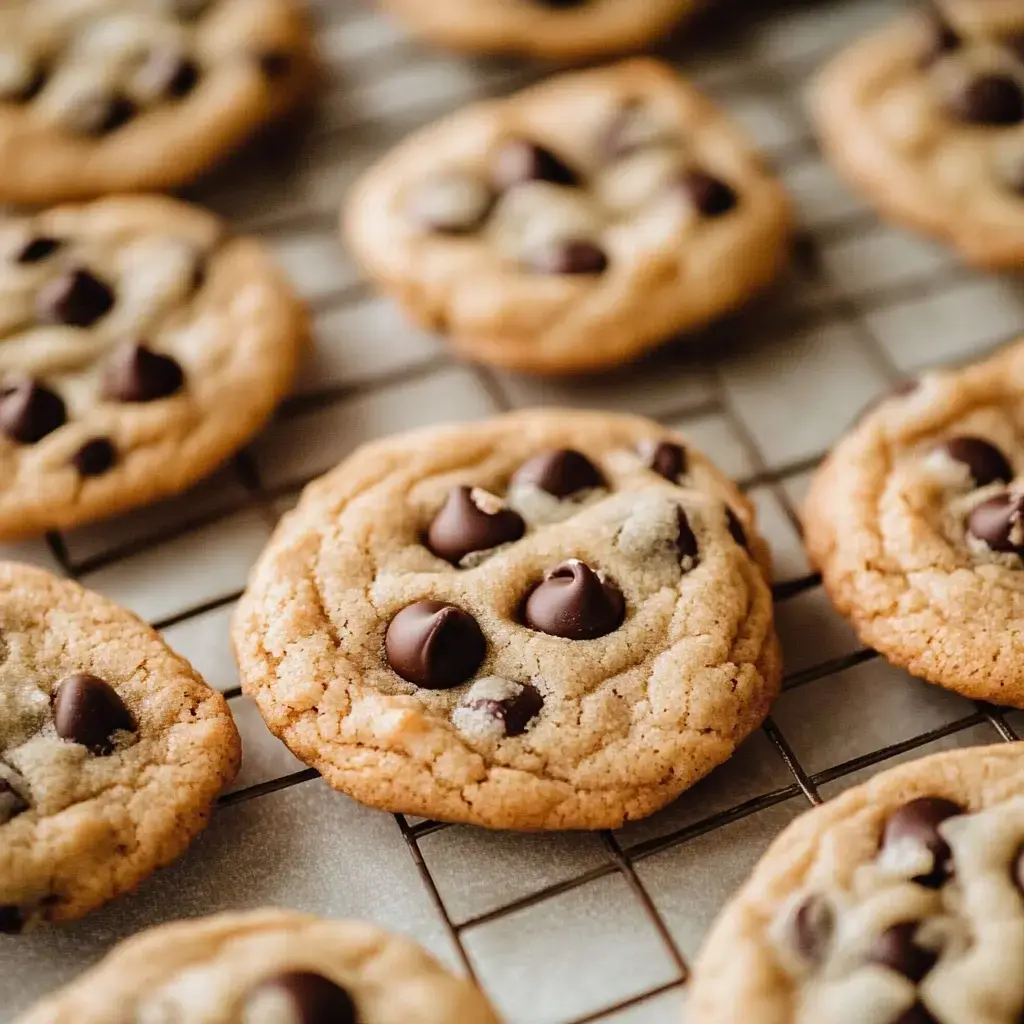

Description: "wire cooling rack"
5 0 1024 1020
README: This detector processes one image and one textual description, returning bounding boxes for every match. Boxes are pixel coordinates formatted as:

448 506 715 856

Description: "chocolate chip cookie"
343 59 792 376
0 194 307 539
0 562 240 930
233 409 782 830
14 908 501 1022
813 1 1024 267
0 0 314 204
804 342 1024 709
691 742 1024 1024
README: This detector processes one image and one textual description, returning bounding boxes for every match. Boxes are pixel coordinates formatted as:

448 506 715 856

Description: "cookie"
374 0 696 62
0 562 240 930
232 408 781 831
690 742 1024 1024
803 342 1024 709
0 0 315 204
343 59 792 376
812 1 1024 267
14 908 501 1022
0 194 307 540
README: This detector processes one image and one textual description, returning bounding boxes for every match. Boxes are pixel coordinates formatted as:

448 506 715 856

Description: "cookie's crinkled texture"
0 194 307 539
690 742 1024 1024
13 908 501 1022
344 60 792 376
233 409 781 831
0 0 315 204
804 341 1024 708
812 2 1024 268
0 562 240 928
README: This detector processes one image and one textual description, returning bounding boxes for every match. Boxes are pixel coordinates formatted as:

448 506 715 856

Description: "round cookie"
13 908 501 1022
804 342 1024 709
232 408 782 831
343 59 792 376
0 562 240 930
812 1 1024 268
0 0 315 204
690 742 1024 1024
0 194 307 539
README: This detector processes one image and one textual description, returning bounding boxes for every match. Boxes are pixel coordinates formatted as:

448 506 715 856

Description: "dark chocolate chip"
426 486 526 564
948 74 1024 126
868 922 937 982
940 436 1013 487
258 51 293 80
726 507 748 549
677 506 699 561
681 169 739 217
13 237 62 264
37 268 114 328
0 64 47 105
102 343 184 403
896 1005 939 1024
385 601 486 689
71 93 136 136
0 379 66 444
639 440 687 482
512 448 605 498
967 492 1024 553
53 673 136 755
790 894 834 964
72 438 116 477
526 239 608 276
523 560 625 640
492 139 579 191
880 797 964 888
460 682 544 737
0 907 24 934
137 50 201 100
0 778 28 825
242 971 358 1024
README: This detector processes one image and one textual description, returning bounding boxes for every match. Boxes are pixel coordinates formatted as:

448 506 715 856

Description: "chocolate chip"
523 560 625 640
677 506 699 561
0 778 28 825
526 238 608 275
948 74 1024 126
880 797 963 888
1 64 47 104
53 673 136 755
0 379 66 444
426 487 526 564
790 894 834 964
258 52 293 80
136 50 201 100
37 268 114 327
681 169 739 217
726 508 748 549
13 237 62 264
940 436 1013 487
71 93 136 136
967 492 1024 553
241 971 357 1024
918 4 960 65
72 438 116 477
385 601 486 689
406 172 494 235
639 440 687 482
0 907 24 934
868 922 937 982
512 449 605 498
103 343 184 403
492 139 579 191
458 680 544 737
896 1005 939 1024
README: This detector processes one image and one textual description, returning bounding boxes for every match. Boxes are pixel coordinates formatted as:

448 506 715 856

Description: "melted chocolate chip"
1 64 47 105
681 169 739 217
868 922 937 982
526 238 608 275
385 601 486 689
0 778 28 825
13 237 62 264
880 797 963 888
726 508 748 550
940 436 1013 487
103 343 184 403
53 673 136 755
791 894 833 964
967 492 1024 553
37 268 114 328
426 487 525 564
0 907 24 934
0 379 66 444
639 440 687 482
512 449 605 498
72 438 116 477
258 51 293 80
677 506 699 561
492 139 579 191
523 560 625 640
242 971 358 1024
72 93 136 136
948 74 1024 126
459 681 544 737
137 50 201 100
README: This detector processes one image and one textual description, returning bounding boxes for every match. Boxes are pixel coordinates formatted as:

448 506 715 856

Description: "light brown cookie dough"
690 742 1024 1024
0 194 307 540
343 59 792 376
232 409 781 831
812 1 1024 268
804 341 1024 709
13 908 501 1023
0 0 315 204
0 562 240 930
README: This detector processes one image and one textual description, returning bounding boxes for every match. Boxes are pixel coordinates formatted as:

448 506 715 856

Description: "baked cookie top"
804 341 1024 708
0 562 240 930
14 909 501 1023
690 742 1024 1024
813 0 1024 267
344 59 791 376
0 0 314 204
233 409 781 831
0 194 306 540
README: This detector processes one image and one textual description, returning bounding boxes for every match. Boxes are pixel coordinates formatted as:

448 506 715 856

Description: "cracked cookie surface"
0 562 240 929
344 59 792 376
233 408 781 831
14 908 500 1023
804 341 1024 709
0 194 307 539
